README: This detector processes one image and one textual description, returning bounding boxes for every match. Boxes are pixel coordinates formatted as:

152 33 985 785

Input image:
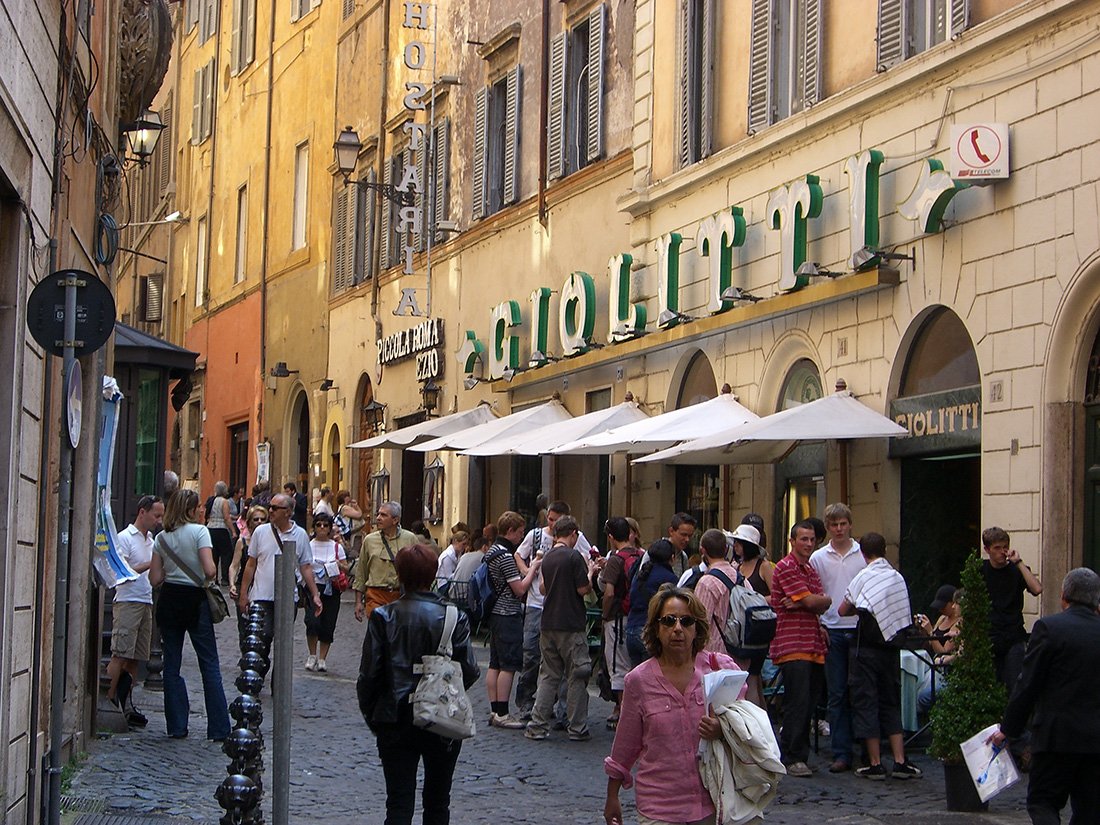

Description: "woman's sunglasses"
657 615 698 628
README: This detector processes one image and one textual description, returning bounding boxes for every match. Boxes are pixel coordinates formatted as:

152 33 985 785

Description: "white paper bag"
702 668 749 712
960 724 1021 803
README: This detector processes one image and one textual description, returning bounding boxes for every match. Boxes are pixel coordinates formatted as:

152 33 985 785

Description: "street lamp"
363 398 387 432
122 109 166 167
333 126 413 206
420 379 441 417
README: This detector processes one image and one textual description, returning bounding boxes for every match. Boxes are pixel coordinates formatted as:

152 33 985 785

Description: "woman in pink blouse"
604 585 743 825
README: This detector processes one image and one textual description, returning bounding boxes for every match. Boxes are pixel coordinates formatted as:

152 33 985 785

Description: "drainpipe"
370 0 393 350
258 0 279 439
537 0 549 226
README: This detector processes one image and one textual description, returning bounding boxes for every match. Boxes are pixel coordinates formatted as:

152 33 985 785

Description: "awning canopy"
634 390 909 465
348 403 497 450
460 399 649 456
410 398 573 453
113 321 198 377
552 391 758 455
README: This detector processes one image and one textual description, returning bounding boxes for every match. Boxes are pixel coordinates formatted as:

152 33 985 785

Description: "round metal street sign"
27 269 116 358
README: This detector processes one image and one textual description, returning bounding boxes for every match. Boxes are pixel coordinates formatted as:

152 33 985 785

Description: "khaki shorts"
112 601 153 660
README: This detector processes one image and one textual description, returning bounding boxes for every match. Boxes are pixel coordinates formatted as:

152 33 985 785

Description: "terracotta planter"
943 761 988 812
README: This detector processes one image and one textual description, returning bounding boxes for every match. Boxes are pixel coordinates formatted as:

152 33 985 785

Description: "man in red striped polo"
770 520 831 778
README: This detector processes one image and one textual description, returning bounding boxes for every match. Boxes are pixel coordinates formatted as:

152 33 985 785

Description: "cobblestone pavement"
70 593 1030 824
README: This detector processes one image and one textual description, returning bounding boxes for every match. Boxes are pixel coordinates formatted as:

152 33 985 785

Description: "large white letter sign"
696 207 746 314
608 253 646 342
489 300 521 379
656 232 684 328
528 287 552 365
559 272 596 357
456 330 485 375
767 175 823 292
899 158 968 234
844 149 884 267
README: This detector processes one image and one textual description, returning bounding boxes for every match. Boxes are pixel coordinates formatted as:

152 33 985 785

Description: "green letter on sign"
559 272 596 357
608 253 646 342
490 301 521 379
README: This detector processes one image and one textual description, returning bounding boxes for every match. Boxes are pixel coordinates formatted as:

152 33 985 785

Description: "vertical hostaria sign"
397 2 433 276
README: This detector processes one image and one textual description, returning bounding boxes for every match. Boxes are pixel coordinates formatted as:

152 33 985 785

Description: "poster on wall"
256 441 270 485
92 377 139 587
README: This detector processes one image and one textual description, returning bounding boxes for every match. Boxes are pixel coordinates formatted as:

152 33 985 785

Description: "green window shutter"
547 32 567 180
503 65 522 205
472 87 488 220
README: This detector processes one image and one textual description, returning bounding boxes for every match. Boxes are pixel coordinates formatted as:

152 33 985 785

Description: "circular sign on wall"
27 269 116 358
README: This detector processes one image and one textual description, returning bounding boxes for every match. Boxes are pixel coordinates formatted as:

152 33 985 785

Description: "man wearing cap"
810 502 865 773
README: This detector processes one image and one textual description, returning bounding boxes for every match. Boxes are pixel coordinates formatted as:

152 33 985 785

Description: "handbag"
411 604 476 740
155 533 230 624
329 545 350 593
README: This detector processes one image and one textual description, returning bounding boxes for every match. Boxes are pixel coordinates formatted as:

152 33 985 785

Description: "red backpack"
614 547 643 616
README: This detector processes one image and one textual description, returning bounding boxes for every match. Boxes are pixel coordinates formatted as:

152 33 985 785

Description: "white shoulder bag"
411 604 476 740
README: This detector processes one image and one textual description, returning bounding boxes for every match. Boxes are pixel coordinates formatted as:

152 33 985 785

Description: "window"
747 0 822 133
472 66 521 220
332 182 359 293
187 0 200 32
877 0 969 71
153 92 173 197
548 4 606 179
191 59 215 144
291 0 320 23
234 185 248 283
140 273 164 322
292 142 309 250
135 370 162 495
195 216 208 306
423 458 444 525
676 0 716 168
231 0 257 74
200 0 218 44
342 0 354 20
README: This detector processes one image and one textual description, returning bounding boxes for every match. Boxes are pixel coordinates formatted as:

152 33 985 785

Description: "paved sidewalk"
68 592 1031 824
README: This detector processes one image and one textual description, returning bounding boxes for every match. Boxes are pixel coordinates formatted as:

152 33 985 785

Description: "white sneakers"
316 659 327 672
305 655 317 671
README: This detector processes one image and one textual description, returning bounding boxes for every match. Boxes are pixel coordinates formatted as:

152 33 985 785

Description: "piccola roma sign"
457 148 978 382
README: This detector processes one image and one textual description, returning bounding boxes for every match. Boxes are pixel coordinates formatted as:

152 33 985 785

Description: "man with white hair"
353 501 419 621
991 567 1100 823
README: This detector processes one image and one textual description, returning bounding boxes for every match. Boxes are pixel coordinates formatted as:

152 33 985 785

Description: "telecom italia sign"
457 145 994 382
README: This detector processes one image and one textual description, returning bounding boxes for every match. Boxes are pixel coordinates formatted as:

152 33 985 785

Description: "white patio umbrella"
410 398 573 452
552 387 758 455
634 387 908 465
348 402 497 449
460 396 649 456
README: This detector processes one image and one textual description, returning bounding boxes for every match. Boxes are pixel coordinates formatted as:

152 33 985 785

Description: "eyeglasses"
657 614 698 629
250 517 268 524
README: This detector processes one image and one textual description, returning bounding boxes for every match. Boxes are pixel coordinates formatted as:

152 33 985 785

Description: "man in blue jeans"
810 503 865 773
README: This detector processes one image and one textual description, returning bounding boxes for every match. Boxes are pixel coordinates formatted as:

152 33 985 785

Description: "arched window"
776 359 825 541
676 351 719 408
899 308 980 396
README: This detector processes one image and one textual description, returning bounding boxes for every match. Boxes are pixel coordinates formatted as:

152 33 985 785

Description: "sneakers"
568 729 592 742
786 761 813 778
855 763 887 780
305 655 317 671
489 713 526 730
523 727 548 740
316 659 327 672
891 761 923 780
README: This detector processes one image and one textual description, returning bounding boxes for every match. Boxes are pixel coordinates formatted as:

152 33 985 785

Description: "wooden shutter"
433 117 450 241
699 0 716 160
547 32 567 180
201 60 215 140
747 0 772 133
143 273 164 322
586 3 606 165
472 87 487 220
158 94 173 195
192 68 202 143
342 0 354 19
333 187 349 293
231 0 242 73
379 157 392 267
360 168 377 282
876 0 905 71
244 0 256 65
949 0 969 39
803 0 822 107
414 142 427 252
676 0 693 167
187 0 199 31
503 66 522 205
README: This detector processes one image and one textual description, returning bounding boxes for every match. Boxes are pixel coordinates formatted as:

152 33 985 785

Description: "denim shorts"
489 612 524 671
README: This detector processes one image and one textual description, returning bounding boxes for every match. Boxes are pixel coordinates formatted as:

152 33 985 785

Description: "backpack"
467 546 503 623
707 568 777 658
613 548 643 616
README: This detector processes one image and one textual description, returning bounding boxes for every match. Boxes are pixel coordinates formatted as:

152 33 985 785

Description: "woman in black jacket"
358 543 480 825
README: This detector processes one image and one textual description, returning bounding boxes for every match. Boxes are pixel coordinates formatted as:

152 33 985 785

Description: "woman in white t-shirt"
304 513 348 672
434 530 469 596
150 489 231 740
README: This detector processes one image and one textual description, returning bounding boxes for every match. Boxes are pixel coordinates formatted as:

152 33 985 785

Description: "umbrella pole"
838 440 849 504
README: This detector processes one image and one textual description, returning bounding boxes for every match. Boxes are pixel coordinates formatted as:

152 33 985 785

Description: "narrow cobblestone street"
68 593 1030 824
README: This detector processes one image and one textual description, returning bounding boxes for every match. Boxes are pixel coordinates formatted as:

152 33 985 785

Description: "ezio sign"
459 148 976 382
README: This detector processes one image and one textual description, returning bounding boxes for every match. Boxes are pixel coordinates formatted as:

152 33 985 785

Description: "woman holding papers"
604 585 743 825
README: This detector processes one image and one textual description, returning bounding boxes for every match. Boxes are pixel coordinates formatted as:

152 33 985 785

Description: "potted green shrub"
929 550 1007 811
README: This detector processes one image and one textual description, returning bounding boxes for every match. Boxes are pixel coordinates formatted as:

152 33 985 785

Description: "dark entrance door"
296 399 310 490
899 454 981 610
1084 405 1100 572
229 421 249 492
396 411 426 528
